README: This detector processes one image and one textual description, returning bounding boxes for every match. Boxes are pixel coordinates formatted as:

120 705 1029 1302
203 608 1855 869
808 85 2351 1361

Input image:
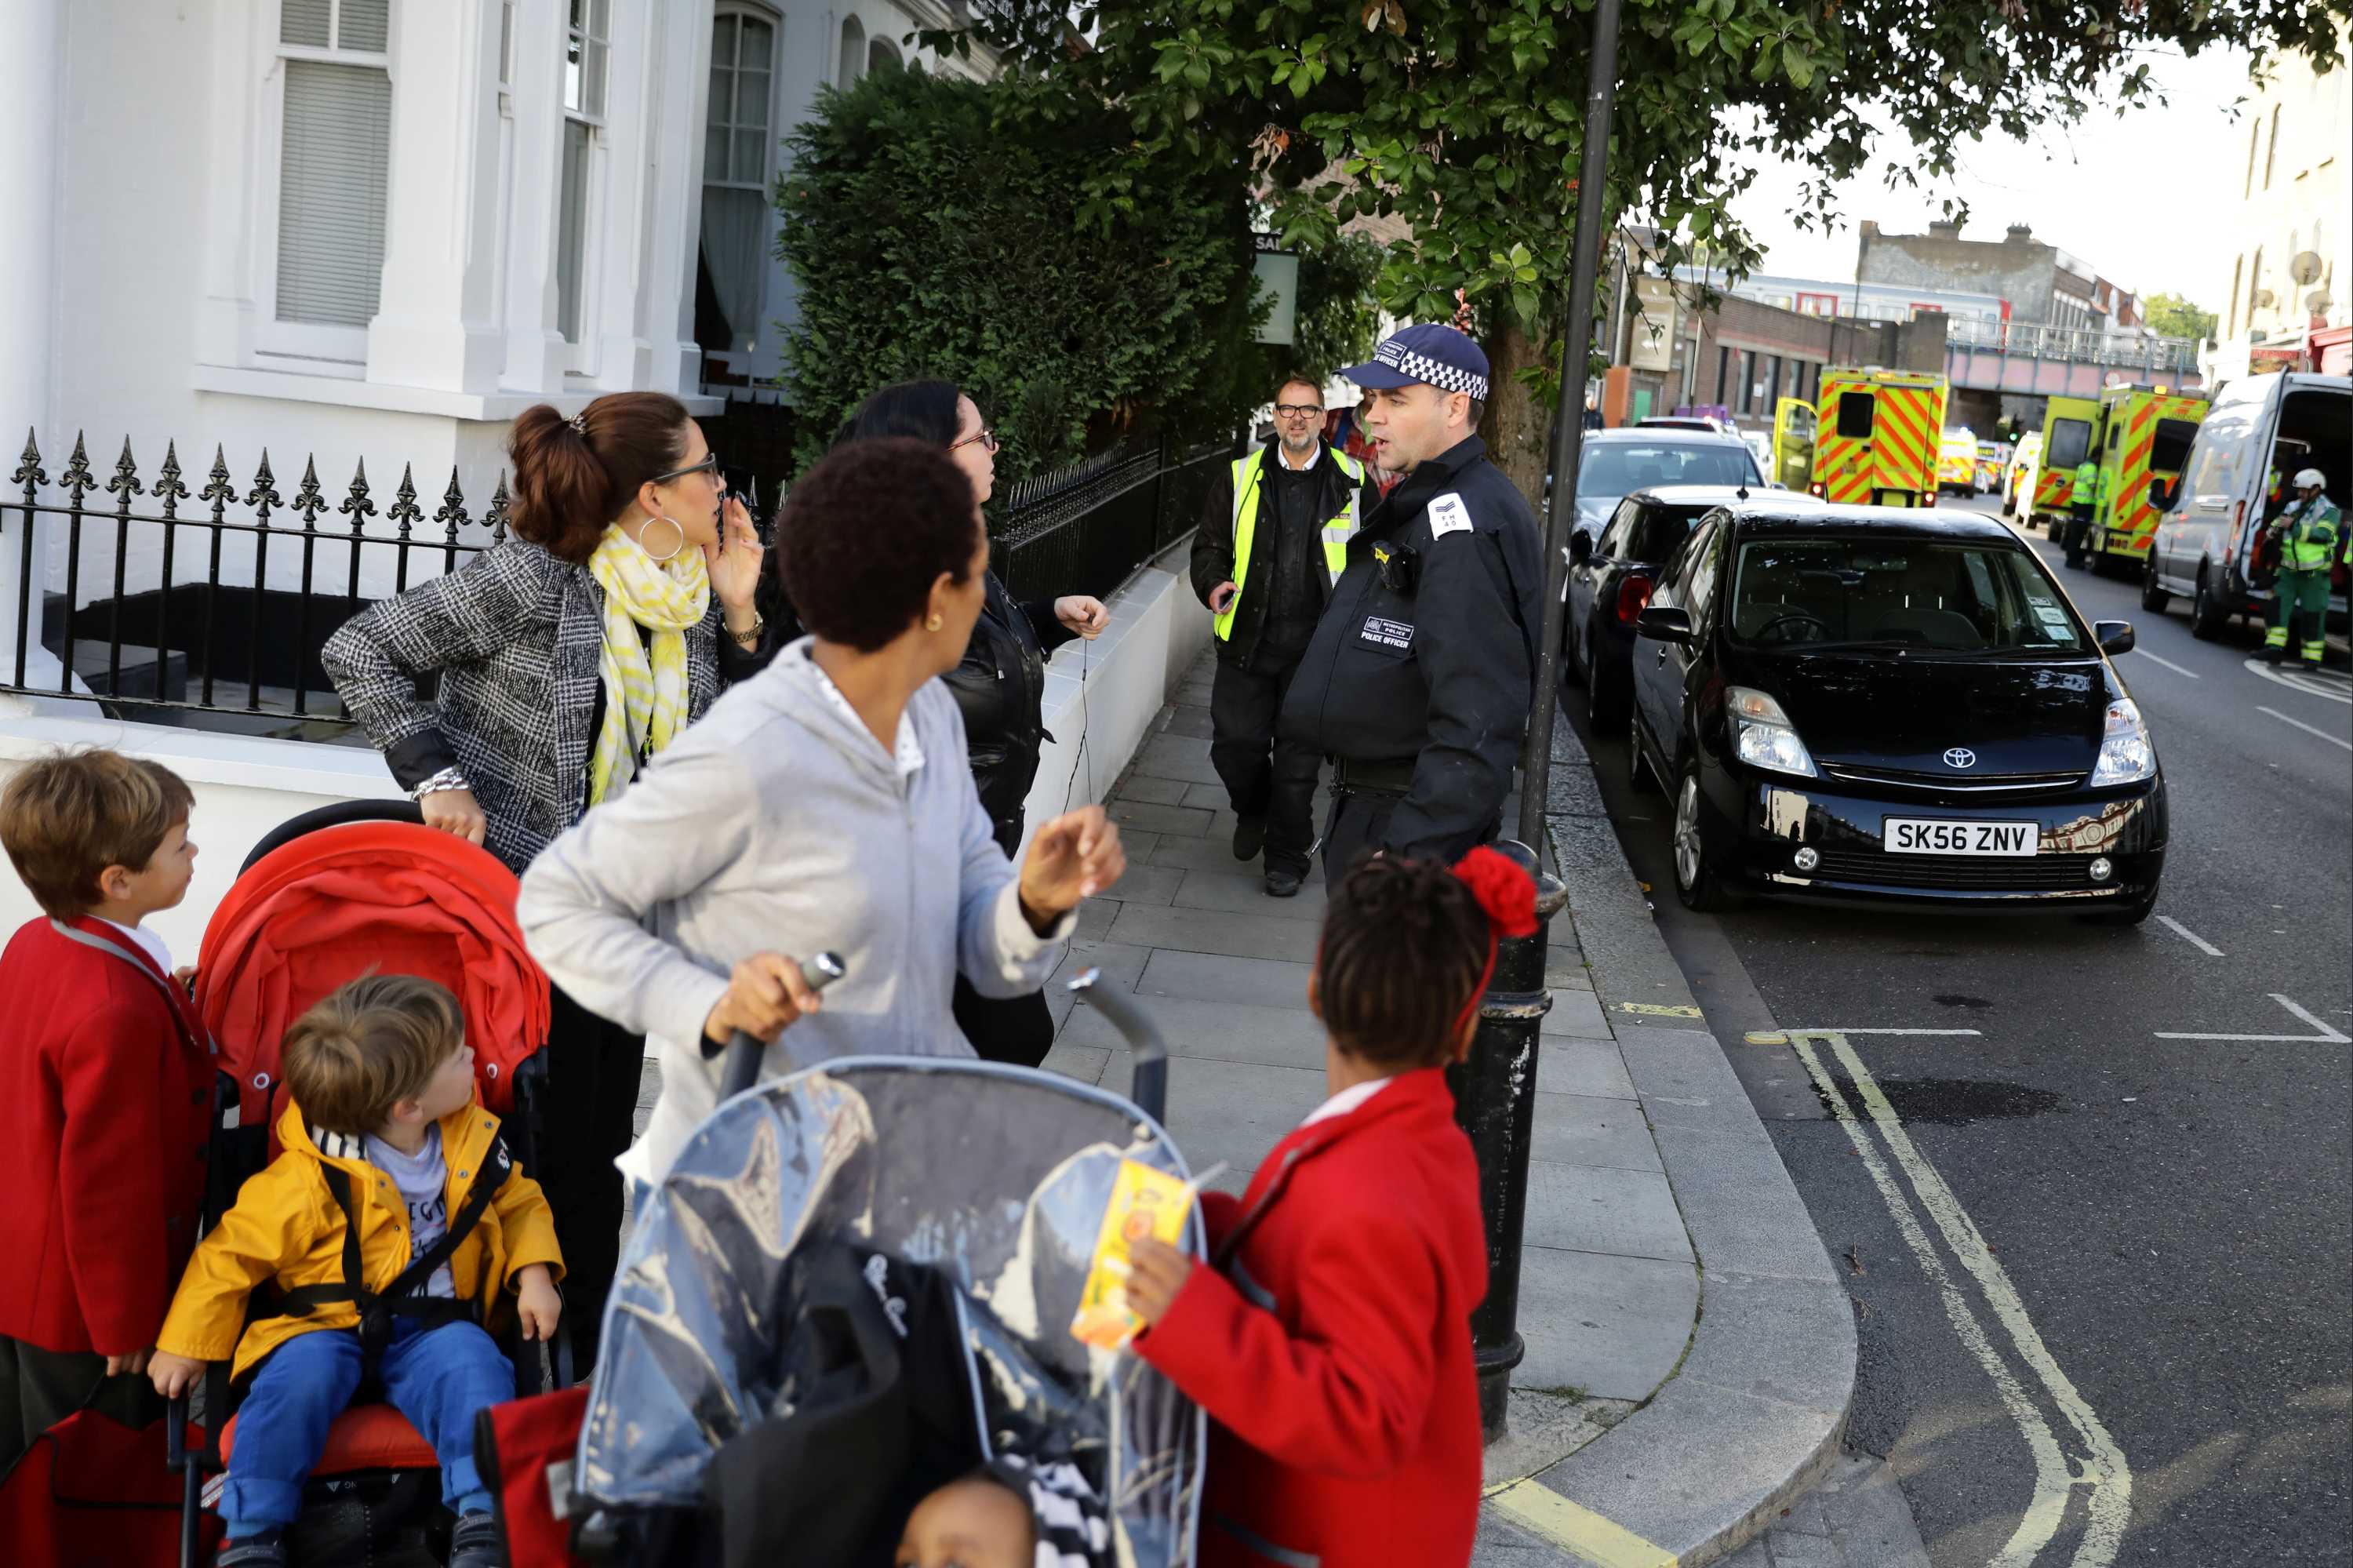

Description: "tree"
944 0 2351 508
2142 292 2220 343
774 67 1266 486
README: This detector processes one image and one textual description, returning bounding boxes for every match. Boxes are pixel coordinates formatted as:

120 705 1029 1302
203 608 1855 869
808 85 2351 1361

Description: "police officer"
1278 324 1545 891
2264 467 2341 667
1191 374 1369 897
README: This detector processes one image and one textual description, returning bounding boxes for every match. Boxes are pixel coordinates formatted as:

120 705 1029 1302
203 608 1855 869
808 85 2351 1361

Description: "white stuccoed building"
0 1 1214 949
2 0 992 654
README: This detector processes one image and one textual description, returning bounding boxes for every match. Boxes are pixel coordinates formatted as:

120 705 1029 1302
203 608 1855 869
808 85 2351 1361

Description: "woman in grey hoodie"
516 439 1127 1185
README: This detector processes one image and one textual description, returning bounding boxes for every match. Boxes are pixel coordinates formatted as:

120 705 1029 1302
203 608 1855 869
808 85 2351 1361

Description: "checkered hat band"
1377 343 1489 400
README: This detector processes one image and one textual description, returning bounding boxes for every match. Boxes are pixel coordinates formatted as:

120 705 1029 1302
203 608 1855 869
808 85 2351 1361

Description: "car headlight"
1726 686 1817 777
2089 697 2156 786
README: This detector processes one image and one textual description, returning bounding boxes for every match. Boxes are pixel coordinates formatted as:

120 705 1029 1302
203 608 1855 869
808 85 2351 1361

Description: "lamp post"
1459 0 1622 1445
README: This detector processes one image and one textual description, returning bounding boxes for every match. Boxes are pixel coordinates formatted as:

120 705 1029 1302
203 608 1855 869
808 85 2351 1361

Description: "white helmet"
2294 467 2326 489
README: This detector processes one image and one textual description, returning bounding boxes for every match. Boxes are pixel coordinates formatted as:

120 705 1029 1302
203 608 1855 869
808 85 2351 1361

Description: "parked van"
2142 372 2351 640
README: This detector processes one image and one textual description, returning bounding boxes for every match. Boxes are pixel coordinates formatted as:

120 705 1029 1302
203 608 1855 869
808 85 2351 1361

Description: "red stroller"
162 800 568 1567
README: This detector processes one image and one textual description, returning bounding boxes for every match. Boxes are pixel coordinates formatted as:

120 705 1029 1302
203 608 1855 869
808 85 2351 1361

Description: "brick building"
1855 220 2123 333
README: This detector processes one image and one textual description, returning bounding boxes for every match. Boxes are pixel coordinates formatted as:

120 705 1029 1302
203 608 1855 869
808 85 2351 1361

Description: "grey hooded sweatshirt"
516 637 1074 1184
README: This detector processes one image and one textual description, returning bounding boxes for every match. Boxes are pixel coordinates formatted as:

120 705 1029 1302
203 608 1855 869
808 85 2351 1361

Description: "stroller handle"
1066 969 1168 1125
711 952 846 1100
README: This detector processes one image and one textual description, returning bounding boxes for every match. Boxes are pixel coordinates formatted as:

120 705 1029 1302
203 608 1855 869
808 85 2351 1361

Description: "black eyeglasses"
1273 404 1324 417
650 453 722 486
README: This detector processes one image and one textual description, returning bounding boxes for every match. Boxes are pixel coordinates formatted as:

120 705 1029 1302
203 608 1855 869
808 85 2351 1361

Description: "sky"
1728 45 2259 309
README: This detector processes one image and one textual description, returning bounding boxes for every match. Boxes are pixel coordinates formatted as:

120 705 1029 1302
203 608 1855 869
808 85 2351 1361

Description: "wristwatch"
729 608 766 647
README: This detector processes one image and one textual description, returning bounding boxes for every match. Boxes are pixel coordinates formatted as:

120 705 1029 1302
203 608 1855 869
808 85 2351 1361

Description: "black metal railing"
5 430 507 732
4 424 1230 733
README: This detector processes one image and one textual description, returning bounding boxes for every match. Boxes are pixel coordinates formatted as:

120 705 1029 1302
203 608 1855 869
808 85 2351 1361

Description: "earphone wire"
1061 611 1094 816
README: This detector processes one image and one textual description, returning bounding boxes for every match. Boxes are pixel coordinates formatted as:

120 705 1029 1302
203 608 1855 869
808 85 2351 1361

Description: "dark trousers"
952 977 1056 1068
540 986 647 1366
1320 788 1504 893
1209 642 1323 876
1320 790 1401 894
0 1333 162 1472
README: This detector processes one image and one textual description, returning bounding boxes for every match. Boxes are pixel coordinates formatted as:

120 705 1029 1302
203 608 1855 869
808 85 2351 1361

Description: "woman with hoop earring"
325 390 766 1362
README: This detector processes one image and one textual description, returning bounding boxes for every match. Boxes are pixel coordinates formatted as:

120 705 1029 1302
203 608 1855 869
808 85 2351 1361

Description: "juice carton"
1070 1158 1195 1350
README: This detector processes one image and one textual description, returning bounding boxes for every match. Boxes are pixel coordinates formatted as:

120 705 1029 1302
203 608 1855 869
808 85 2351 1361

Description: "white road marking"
2153 993 2352 1043
1776 1027 1984 1036
2154 916 2223 957
2257 705 2353 751
2245 658 2353 705
2128 649 2200 679
1792 1031 2130 1567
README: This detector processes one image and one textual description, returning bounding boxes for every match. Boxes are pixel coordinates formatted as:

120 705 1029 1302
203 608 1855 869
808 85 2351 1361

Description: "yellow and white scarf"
587 522 711 805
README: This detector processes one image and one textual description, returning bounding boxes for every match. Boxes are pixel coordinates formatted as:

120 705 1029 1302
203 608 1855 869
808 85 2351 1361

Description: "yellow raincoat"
157 1097 563 1382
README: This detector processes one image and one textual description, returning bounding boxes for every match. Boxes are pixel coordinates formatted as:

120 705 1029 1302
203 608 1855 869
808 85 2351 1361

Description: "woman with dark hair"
323 390 765 1359
752 379 1107 1068
516 438 1127 1184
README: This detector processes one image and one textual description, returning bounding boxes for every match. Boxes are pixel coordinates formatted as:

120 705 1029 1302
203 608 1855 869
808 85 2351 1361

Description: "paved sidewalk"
1038 652 1706 1535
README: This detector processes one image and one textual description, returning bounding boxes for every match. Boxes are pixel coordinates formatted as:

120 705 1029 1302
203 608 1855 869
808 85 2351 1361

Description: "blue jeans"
219 1319 514 1536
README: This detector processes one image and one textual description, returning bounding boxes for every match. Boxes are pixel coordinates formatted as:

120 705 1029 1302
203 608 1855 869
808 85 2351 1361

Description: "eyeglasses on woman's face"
650 452 724 487
949 427 1000 454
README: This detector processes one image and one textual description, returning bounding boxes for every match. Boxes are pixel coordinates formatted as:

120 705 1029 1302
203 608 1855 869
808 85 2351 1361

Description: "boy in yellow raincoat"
147 974 562 1568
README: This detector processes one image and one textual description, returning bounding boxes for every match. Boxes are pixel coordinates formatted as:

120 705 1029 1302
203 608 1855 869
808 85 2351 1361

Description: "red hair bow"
1452 846 1537 937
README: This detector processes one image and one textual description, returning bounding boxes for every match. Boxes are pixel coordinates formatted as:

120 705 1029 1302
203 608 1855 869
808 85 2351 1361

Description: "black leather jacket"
945 572 1077 853
747 566 1073 854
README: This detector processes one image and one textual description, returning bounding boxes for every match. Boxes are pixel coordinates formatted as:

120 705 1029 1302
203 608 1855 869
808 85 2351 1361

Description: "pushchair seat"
217 1402 438 1481
576 1056 1206 1568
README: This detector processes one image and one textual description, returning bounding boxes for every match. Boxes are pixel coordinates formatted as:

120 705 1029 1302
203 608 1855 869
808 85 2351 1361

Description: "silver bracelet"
409 766 471 801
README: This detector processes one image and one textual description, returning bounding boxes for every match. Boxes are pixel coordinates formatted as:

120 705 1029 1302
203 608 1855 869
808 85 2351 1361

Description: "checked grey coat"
323 538 747 875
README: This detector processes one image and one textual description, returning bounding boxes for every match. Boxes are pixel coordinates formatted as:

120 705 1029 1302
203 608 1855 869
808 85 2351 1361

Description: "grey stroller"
565 976 1203 1566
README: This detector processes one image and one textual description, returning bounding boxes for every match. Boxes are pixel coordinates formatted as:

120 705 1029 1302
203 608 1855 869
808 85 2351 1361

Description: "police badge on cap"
1342 323 1491 402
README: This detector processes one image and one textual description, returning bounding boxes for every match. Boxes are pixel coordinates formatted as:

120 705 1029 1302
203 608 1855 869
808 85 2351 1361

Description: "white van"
2144 371 2350 638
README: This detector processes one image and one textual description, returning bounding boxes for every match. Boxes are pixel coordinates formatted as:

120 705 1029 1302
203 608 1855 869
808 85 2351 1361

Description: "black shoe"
449 1512 503 1568
1264 870 1303 898
1232 814 1267 861
2260 646 2288 663
217 1530 288 1568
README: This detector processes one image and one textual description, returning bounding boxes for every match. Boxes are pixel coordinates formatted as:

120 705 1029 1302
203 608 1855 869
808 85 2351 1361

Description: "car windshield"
1578 442 1756 496
1729 538 2089 654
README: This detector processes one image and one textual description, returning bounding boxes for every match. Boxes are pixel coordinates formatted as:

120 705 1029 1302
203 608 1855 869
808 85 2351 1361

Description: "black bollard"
1447 837 1571 1440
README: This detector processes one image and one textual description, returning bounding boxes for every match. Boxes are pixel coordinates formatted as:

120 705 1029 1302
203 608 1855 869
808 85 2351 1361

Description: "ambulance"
2031 395 2100 533
1805 368 1948 508
2080 384 2210 573
1769 396 1817 490
1937 427 1980 494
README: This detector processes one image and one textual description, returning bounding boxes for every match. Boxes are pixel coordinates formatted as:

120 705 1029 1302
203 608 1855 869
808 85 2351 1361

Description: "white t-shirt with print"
363 1124 458 1299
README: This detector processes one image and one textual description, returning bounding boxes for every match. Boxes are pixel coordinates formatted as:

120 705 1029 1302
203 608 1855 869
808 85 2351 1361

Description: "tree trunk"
1479 319 1556 518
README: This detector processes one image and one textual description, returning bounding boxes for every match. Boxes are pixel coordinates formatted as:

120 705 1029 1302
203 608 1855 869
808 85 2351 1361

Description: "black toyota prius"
1627 504 2168 919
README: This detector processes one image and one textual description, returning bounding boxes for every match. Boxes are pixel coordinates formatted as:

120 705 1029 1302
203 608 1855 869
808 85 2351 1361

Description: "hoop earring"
641 514 687 563
926 613 944 632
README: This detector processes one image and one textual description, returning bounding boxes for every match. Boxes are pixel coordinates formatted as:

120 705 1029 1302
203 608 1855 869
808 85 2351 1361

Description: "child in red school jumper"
1126 848 1536 1568
0 749 212 1470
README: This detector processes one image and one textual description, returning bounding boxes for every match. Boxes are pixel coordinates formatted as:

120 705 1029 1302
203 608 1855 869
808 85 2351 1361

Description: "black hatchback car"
1628 504 2168 919
1566 486 1823 732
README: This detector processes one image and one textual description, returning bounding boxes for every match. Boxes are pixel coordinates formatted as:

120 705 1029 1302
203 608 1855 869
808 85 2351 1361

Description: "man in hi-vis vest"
1190 374 1369 897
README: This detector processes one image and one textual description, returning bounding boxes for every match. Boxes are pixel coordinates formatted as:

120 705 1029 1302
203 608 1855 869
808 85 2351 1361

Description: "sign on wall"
1629 275 1680 371
1253 232 1300 346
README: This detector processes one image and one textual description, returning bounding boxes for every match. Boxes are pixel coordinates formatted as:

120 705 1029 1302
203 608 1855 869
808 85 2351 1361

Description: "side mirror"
1636 604 1695 645
2094 620 2135 655
1568 530 1595 565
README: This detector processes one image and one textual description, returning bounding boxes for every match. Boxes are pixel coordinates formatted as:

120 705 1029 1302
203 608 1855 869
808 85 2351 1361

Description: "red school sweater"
1136 1068 1489 1568
0 915 214 1357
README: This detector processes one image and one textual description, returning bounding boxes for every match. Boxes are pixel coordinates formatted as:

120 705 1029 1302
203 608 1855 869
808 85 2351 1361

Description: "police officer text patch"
1428 493 1473 537
1359 616 1416 652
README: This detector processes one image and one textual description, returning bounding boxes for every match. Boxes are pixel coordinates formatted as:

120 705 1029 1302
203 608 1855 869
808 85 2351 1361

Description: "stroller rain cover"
576 1058 1206 1568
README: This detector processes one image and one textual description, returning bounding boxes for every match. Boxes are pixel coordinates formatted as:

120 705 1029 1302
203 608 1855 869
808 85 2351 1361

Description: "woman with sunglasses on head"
323 390 765 1362
747 380 1108 1068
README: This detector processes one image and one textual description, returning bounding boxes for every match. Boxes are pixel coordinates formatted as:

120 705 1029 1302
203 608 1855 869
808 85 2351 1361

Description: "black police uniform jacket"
1277 435 1544 861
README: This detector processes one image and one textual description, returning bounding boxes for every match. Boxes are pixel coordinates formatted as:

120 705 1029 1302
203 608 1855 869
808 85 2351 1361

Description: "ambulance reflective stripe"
1213 446 1366 642
2112 399 2157 547
2035 467 2072 508
1872 384 1940 497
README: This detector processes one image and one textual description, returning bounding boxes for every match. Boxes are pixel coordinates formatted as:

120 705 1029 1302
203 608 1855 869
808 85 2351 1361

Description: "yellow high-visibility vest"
1213 446 1366 642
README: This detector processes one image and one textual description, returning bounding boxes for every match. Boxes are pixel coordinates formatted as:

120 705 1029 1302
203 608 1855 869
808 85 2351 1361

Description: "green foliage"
948 0 2349 373
774 67 1267 484
2142 291 2220 343
1288 232 1391 383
